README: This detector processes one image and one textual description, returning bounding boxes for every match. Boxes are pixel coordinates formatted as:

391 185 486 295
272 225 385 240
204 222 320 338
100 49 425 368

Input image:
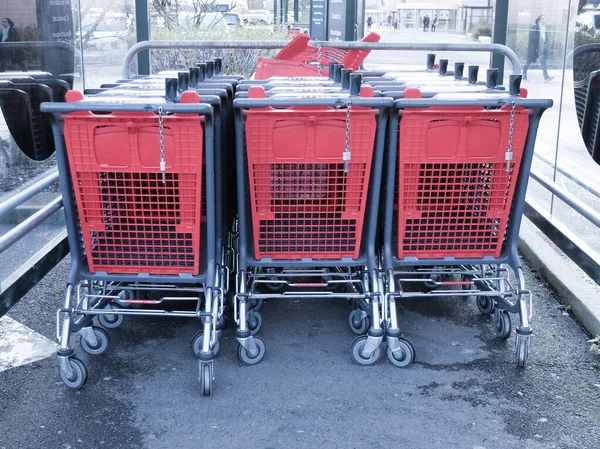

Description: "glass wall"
75 0 136 88
506 0 600 257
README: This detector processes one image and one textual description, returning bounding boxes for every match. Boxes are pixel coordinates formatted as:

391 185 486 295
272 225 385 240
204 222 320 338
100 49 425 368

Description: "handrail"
529 169 600 229
533 152 600 200
0 196 63 255
122 40 289 79
0 169 59 219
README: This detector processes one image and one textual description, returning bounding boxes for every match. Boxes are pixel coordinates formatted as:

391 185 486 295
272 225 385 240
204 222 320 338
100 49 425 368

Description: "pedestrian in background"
431 16 437 32
367 16 373 31
523 14 553 82
423 15 430 32
1 18 26 72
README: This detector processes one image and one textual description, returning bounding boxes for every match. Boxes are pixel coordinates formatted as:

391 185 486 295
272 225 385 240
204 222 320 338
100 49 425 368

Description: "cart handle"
393 97 553 109
40 102 213 115
233 97 393 109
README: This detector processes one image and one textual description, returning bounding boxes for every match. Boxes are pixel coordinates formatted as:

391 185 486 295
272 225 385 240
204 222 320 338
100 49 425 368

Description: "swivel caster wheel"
262 268 286 293
191 331 220 357
247 310 262 335
494 309 512 339
516 334 530 367
237 338 266 365
59 357 88 389
98 304 124 329
476 296 495 315
248 297 263 311
351 336 381 366
387 338 415 368
348 310 370 335
80 327 110 356
199 361 213 396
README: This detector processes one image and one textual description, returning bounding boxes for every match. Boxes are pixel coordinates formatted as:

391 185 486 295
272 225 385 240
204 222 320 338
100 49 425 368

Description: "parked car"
223 12 244 29
242 13 273 29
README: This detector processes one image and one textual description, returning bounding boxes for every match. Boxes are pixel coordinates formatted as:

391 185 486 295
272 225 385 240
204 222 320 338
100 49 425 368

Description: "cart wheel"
516 335 530 367
351 336 381 366
423 271 442 290
248 297 263 311
59 357 88 389
247 310 262 335
237 338 266 365
494 309 512 339
387 338 415 368
199 362 213 396
216 313 227 329
80 327 110 356
476 296 495 315
98 304 124 329
191 331 220 358
262 268 286 292
348 310 370 335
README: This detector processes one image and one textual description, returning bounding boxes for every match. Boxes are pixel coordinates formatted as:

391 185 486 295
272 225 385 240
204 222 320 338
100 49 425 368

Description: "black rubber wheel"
476 296 495 315
248 297 264 311
237 338 266 365
98 305 124 329
191 331 220 357
247 310 262 335
199 362 212 396
516 335 529 367
80 327 110 356
348 310 370 335
351 336 381 366
59 358 88 389
494 310 512 339
387 338 415 368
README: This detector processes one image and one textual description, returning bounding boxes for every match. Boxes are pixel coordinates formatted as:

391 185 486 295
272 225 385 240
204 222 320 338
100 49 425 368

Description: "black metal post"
135 0 150 75
491 0 509 84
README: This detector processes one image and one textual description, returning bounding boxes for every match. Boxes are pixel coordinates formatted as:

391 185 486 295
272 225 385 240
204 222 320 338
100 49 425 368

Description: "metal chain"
343 100 352 173
158 107 167 183
317 44 322 77
505 101 516 173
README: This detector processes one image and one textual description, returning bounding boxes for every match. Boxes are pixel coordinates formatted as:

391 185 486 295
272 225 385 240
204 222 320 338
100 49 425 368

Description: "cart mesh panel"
63 113 203 275
396 108 530 259
245 108 377 259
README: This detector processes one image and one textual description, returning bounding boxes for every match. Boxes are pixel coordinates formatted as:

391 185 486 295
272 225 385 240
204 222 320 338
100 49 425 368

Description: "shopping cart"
231 81 392 364
380 87 552 367
254 32 380 79
41 89 220 394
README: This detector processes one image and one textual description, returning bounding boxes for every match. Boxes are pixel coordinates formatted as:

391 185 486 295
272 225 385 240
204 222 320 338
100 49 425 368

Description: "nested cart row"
40 47 552 396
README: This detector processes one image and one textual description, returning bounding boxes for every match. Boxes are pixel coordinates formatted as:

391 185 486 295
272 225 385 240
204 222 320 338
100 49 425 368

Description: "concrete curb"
518 217 600 338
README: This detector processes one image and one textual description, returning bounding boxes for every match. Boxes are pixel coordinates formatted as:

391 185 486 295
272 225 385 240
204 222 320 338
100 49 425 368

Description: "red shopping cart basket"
397 106 530 259
244 92 377 259
63 99 204 275
255 32 380 80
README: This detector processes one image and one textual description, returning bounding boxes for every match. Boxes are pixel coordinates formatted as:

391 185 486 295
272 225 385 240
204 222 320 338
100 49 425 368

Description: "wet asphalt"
1 255 599 449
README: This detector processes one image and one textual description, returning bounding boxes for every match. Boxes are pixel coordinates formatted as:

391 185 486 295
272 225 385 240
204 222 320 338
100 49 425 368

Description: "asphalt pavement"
1 255 599 449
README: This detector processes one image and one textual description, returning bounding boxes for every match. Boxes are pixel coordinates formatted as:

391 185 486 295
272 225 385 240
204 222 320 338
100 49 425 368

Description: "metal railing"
0 169 68 317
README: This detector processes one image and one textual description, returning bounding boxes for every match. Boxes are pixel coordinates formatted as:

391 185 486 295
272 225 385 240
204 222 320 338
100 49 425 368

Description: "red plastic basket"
255 32 380 80
397 107 530 259
63 111 204 275
244 106 377 259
